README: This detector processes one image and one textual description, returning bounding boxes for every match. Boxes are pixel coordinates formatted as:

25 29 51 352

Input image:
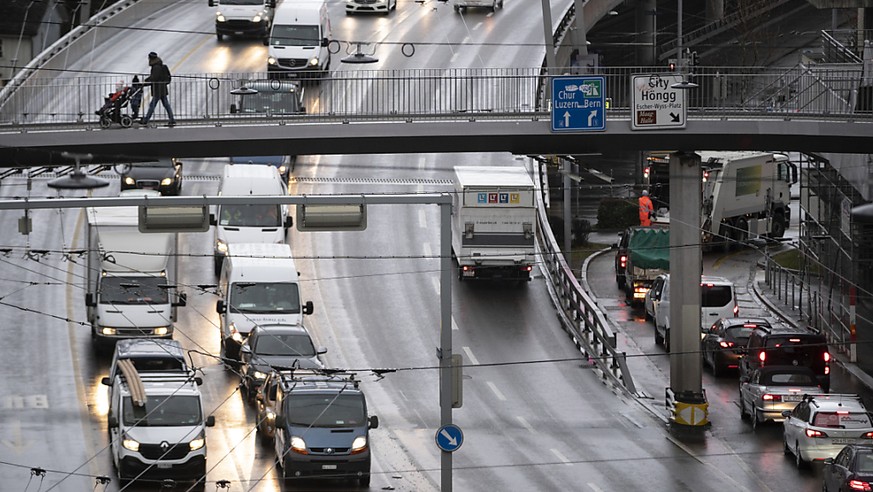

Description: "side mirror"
205 415 216 427
208 0 215 6
369 415 379 429
101 377 111 386
263 37 269 46
316 346 327 355
85 293 96 307
216 300 226 314
284 216 293 229
268 0 276 7
276 415 286 428
823 457 834 465
781 410 791 418
174 292 188 307
230 104 237 114
299 105 306 114
321 37 329 48
195 377 204 385
108 416 118 428
209 213 217 226
303 300 314 315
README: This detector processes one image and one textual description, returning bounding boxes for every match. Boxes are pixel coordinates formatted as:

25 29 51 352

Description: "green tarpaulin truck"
614 226 669 307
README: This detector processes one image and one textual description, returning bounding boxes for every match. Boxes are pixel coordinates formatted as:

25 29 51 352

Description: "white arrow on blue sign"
435 424 464 452
551 76 606 132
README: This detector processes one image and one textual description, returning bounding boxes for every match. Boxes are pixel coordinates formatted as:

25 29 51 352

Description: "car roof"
807 394 866 411
114 339 185 359
755 365 817 375
241 79 301 93
760 327 826 338
719 317 771 327
252 324 310 336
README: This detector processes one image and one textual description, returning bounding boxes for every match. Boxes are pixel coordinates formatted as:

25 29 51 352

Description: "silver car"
739 365 822 431
783 394 873 468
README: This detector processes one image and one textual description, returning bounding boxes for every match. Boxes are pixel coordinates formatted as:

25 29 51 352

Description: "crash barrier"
0 0 171 116
532 161 637 394
761 253 855 361
2 64 873 127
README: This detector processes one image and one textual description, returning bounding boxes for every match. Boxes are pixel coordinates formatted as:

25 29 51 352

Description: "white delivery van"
216 243 314 362
452 0 503 13
265 0 331 80
210 163 291 275
210 0 277 41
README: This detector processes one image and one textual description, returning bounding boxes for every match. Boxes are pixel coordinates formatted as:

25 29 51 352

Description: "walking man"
639 189 654 227
140 52 176 127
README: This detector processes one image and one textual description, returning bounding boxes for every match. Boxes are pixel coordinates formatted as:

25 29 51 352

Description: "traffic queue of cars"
92 162 378 488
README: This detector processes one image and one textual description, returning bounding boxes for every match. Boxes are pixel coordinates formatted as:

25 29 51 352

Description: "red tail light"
806 429 828 438
824 352 831 363
762 394 782 402
848 480 872 491
462 265 471 272
719 341 735 348
620 255 627 268
733 304 739 316
521 265 533 272
758 351 766 363
825 366 831 375
861 432 873 439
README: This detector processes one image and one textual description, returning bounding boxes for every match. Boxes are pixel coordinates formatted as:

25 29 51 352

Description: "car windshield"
238 91 300 114
701 285 732 307
218 204 282 227
271 25 319 47
230 282 300 314
763 372 817 386
284 393 365 427
764 337 826 365
857 452 873 473
253 333 315 357
126 356 186 373
813 411 872 429
725 326 754 344
134 160 173 168
123 395 202 426
100 276 169 304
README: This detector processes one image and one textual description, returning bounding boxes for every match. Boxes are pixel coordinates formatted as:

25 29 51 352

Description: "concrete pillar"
667 151 709 433
637 0 657 66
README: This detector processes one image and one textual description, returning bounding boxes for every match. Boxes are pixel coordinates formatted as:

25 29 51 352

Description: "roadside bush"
596 198 638 230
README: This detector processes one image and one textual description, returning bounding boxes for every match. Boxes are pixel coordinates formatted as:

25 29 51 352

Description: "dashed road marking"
550 448 571 465
486 381 506 401
462 346 478 365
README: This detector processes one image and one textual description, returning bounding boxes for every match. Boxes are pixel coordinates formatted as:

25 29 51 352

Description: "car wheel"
739 394 749 421
710 355 720 377
654 325 664 346
784 437 792 455
795 442 807 469
617 276 625 290
359 474 371 487
664 329 671 353
752 408 761 431
216 33 223 41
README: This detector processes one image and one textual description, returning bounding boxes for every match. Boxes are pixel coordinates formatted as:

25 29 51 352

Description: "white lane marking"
666 435 706 464
418 155 426 170
452 316 459 331
462 346 478 365
620 412 644 429
550 448 571 465
516 416 534 433
423 241 432 259
486 381 506 401
398 390 408 402
431 276 439 294
588 484 605 492
418 208 427 228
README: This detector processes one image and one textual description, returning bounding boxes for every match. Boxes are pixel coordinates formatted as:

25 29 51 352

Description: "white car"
453 0 503 12
346 0 396 15
783 394 873 469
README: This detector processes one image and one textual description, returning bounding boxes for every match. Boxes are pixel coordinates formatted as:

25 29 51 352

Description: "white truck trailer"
698 151 796 245
451 166 536 282
85 206 187 349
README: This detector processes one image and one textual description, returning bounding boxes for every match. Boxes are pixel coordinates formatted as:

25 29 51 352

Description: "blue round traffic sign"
435 424 464 452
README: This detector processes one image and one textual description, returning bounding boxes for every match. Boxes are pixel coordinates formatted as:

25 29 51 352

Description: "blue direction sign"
435 424 464 452
551 76 606 132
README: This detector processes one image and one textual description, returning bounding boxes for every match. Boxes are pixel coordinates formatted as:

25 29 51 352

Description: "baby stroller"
95 82 141 128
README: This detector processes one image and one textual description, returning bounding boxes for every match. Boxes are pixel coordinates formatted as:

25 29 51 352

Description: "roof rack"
275 368 360 389
804 393 864 405
115 362 200 407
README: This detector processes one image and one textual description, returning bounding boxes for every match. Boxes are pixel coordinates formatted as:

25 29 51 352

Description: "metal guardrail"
2 64 871 128
532 161 636 394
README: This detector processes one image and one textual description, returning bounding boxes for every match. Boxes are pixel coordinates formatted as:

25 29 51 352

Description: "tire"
739 394 750 421
120 115 133 128
654 325 664 346
752 408 761 431
217 33 223 41
735 218 748 244
359 474 371 487
497 0 504 6
616 276 625 290
664 329 671 353
784 437 792 455
710 353 721 377
771 212 786 238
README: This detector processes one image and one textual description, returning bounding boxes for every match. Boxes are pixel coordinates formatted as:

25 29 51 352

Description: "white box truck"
451 166 536 282
85 206 187 349
216 243 313 362
698 151 796 246
209 0 277 41
265 0 331 80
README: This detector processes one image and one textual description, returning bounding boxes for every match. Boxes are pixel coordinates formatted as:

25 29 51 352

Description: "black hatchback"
120 158 183 196
739 326 831 392
703 317 770 376
823 444 873 492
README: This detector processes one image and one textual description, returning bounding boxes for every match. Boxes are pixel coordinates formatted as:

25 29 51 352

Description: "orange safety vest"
639 195 654 226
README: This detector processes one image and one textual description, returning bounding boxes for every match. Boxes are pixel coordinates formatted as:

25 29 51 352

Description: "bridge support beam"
667 151 710 436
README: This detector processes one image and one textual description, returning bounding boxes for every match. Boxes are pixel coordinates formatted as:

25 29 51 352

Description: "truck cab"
210 0 277 41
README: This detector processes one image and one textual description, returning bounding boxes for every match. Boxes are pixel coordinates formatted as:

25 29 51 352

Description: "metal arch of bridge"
1 117 872 166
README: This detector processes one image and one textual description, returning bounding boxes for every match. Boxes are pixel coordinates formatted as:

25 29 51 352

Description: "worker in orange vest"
639 190 654 226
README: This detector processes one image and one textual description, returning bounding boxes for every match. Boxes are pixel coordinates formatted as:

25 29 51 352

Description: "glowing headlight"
278 165 287 174
308 57 319 67
252 13 262 22
154 327 169 336
216 13 226 22
268 56 277 65
122 437 140 452
189 434 205 451
101 327 117 336
351 436 368 454
290 436 308 454
160 178 173 186
253 371 267 380
124 177 135 185
265 410 276 421
216 240 228 254
230 324 244 344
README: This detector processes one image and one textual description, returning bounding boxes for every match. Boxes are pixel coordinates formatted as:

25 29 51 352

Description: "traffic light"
667 59 677 72
690 51 699 67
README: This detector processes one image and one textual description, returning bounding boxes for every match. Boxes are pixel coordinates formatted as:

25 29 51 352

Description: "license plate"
462 270 475 277
321 464 337 470
832 438 855 444
156 463 172 469
234 31 244 35
784 395 802 402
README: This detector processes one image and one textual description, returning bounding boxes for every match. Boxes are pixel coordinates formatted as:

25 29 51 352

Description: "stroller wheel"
99 116 111 129
120 115 133 128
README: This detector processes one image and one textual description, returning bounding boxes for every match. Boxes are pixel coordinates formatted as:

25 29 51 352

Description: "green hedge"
596 198 638 230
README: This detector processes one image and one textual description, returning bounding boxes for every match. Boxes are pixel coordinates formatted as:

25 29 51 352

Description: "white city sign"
631 74 687 130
